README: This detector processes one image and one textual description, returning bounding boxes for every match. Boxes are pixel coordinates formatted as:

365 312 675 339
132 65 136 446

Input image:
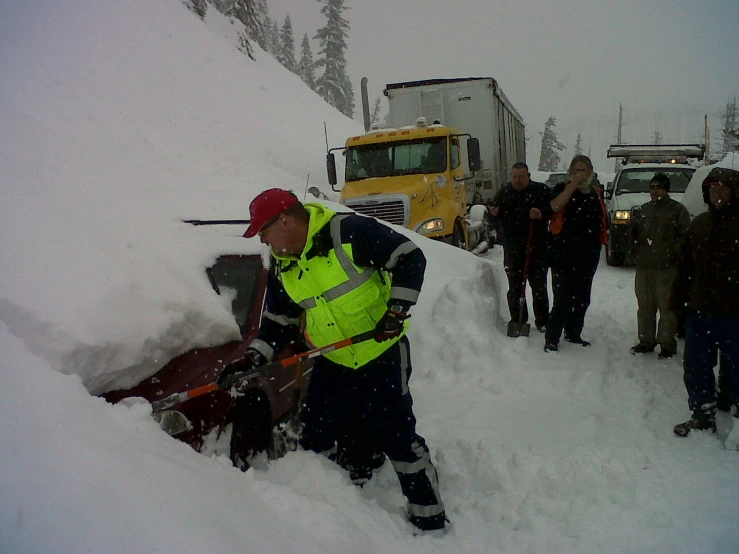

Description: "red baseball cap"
243 189 299 238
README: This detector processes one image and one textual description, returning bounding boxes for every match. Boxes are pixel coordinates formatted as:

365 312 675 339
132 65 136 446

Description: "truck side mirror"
604 189 613 200
467 138 482 172
326 153 338 186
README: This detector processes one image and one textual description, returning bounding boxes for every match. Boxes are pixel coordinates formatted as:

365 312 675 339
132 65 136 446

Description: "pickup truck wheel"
228 393 273 471
452 220 467 250
605 240 625 267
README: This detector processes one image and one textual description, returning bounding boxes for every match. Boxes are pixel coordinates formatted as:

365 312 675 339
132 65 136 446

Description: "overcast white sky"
270 0 739 165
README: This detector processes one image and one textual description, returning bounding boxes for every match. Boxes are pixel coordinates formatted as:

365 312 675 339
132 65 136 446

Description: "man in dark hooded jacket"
671 167 739 449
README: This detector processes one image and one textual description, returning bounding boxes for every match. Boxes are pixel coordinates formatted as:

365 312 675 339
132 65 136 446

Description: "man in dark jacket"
218 189 447 532
671 168 739 448
489 162 551 332
629 173 690 359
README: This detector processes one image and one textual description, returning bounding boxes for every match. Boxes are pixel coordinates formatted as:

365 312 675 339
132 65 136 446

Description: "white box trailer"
384 77 526 203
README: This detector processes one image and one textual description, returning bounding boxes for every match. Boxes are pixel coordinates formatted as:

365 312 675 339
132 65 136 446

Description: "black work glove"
374 302 411 342
217 350 264 389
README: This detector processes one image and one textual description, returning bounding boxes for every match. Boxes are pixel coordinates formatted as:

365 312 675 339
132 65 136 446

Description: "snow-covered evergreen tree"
262 16 280 58
369 97 383 127
314 0 354 118
297 33 317 91
233 0 268 52
278 15 297 73
184 0 207 19
574 133 583 156
269 19 281 58
718 96 738 157
538 117 565 171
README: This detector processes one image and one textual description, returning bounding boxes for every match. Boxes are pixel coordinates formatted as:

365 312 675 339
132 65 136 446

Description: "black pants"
546 262 598 342
504 248 549 327
300 337 446 530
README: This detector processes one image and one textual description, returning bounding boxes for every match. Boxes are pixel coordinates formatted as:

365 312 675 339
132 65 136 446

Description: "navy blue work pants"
300 336 445 526
683 312 739 416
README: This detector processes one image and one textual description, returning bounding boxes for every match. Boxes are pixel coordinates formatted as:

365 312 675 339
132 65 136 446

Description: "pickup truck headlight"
417 218 445 234
614 210 631 221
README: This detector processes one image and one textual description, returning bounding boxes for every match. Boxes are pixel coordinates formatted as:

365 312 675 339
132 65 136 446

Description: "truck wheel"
452 220 467 250
228 393 273 471
605 240 625 267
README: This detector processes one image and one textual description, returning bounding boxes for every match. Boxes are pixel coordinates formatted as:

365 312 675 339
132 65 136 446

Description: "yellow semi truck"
325 77 525 251
327 117 484 249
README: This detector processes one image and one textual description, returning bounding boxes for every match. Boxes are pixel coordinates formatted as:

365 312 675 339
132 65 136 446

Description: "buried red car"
103 249 308 465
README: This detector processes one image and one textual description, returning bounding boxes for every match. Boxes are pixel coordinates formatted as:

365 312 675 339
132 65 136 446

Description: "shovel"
507 219 536 338
150 330 377 412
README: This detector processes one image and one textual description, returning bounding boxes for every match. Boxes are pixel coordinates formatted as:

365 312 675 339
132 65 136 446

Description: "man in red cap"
671 168 739 449
220 188 447 533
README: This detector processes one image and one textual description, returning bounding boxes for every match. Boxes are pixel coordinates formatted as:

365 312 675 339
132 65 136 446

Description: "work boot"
673 412 716 437
657 348 675 360
535 319 548 333
630 342 656 354
544 339 558 352
564 334 591 346
409 512 449 535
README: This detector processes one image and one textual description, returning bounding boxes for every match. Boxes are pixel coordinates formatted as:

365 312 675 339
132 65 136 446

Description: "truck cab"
604 144 703 266
327 117 485 250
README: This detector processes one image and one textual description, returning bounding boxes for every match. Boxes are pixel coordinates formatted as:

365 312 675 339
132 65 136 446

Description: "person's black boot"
544 338 558 352
564 334 591 346
673 411 717 437
657 348 675 360
630 342 656 354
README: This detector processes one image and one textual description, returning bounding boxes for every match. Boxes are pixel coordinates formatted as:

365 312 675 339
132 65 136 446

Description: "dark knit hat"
650 173 671 192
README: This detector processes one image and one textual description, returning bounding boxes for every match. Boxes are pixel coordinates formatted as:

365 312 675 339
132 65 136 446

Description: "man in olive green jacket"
629 173 690 359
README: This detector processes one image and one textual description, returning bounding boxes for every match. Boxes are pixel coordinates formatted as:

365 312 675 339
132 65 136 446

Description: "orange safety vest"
549 185 608 245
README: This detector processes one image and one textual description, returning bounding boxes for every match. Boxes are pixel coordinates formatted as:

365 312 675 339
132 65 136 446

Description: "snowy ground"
2 2 739 553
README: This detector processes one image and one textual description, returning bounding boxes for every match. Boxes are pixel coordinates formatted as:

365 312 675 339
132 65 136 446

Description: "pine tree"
297 33 317 90
269 19 281 58
369 97 383 127
185 0 207 19
314 0 354 118
574 133 583 156
278 15 297 72
538 117 565 171
234 0 268 52
718 96 738 157
263 16 281 58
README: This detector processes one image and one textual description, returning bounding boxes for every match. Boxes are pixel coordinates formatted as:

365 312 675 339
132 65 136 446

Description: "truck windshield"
345 137 447 182
616 168 696 194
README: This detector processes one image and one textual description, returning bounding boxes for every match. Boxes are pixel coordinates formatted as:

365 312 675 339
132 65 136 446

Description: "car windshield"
345 137 448 182
616 168 696 194
207 256 262 333
547 173 568 186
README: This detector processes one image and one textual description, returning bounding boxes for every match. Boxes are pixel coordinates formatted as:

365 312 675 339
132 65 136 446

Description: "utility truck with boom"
325 77 525 251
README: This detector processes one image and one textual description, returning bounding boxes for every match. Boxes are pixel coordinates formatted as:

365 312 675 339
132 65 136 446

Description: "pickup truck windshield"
345 137 447 182
616 168 696 194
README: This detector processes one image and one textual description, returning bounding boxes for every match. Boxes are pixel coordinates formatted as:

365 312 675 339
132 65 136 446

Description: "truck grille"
344 196 409 227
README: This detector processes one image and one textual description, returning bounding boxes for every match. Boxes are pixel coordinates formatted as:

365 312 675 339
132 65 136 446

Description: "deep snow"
2 2 739 553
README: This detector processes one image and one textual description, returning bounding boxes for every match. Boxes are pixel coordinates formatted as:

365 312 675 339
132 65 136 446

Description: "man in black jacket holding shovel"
489 162 551 334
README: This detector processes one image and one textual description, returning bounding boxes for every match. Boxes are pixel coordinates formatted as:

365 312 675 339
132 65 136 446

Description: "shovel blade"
506 321 531 338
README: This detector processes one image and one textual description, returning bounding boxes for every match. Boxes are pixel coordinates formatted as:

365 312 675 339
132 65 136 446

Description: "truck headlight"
417 218 445 234
614 210 631 221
